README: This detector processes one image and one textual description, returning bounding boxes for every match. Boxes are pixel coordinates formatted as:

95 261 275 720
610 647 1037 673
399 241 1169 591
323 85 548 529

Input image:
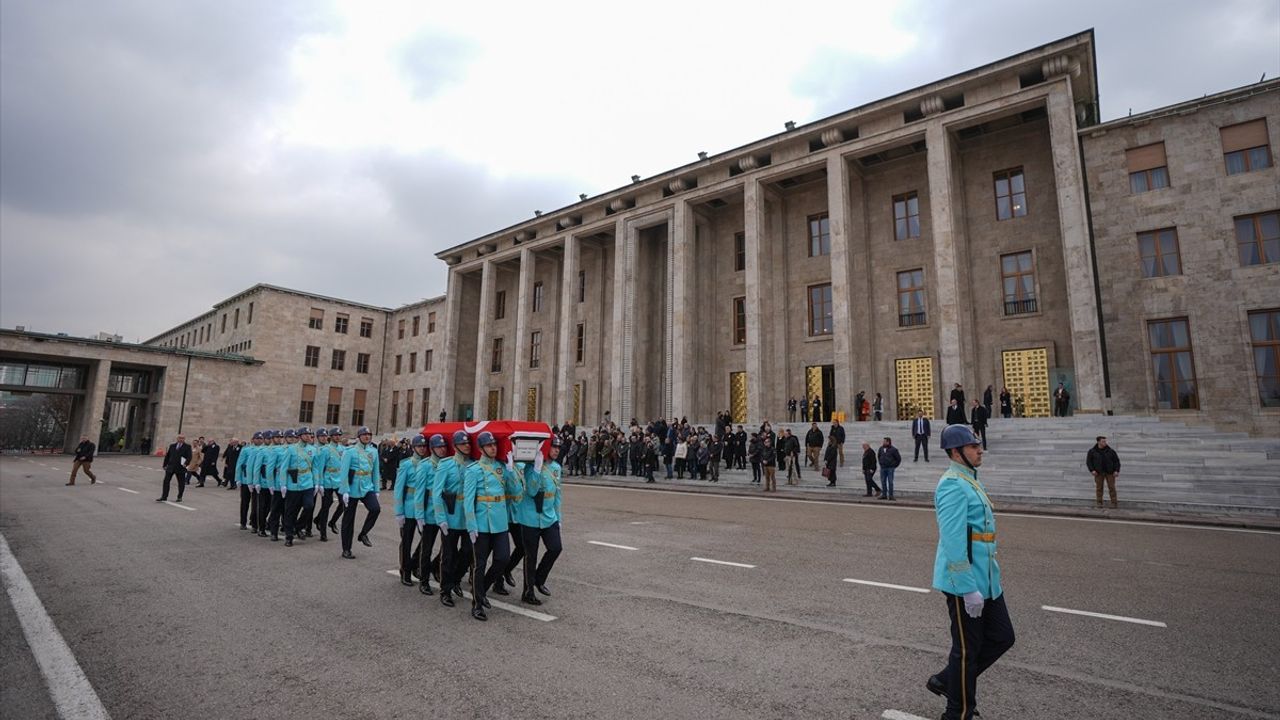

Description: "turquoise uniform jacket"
464 456 517 534
416 457 440 525
338 442 379 498
520 461 562 529
273 445 291 492
236 445 257 486
322 445 345 489
393 455 427 521
283 443 317 491
257 445 279 491
432 456 468 530
311 443 331 489
932 461 1002 599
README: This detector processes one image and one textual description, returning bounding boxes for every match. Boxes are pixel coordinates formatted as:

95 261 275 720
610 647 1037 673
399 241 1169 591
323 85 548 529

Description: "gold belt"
354 470 371 476
970 531 996 542
476 495 504 502
543 492 555 498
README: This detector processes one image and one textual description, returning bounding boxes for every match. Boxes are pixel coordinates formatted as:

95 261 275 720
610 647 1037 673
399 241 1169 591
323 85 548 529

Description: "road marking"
882 711 930 720
1041 605 1167 628
587 540 637 551
383 570 557 621
116 487 140 495
843 578 930 594
0 533 112 720
628 521 652 525
690 557 755 568
163 501 195 512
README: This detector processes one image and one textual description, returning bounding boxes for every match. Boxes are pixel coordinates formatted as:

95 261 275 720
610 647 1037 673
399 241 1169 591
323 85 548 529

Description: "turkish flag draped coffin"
417 420 552 462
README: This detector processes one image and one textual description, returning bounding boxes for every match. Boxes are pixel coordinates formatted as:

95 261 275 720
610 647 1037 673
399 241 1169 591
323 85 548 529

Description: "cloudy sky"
2 0 1277 341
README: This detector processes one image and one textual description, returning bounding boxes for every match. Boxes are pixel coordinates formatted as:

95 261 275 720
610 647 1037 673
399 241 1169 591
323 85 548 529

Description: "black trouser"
239 484 255 528
749 461 761 483
196 464 221 484
399 521 417 575
470 531 510 609
973 426 987 450
439 528 472 593
283 488 315 540
225 465 237 487
939 593 1015 720
316 488 339 531
297 487 317 534
503 523 526 581
255 488 271 531
521 523 562 591
340 494 381 552
914 437 929 461
863 470 881 495
160 468 185 500
267 491 286 535
416 523 440 582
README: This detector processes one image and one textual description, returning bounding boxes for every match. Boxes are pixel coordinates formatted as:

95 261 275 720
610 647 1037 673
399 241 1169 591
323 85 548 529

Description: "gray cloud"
396 30 478 100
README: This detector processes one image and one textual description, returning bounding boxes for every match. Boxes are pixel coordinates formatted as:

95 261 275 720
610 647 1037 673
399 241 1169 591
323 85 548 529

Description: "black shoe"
271 533 279 542
341 550 355 559
453 586 463 598
419 581 434 596
492 584 510 596
257 531 268 538
503 572 515 587
284 538 293 547
358 534 373 547
481 596 491 609
440 591 455 607
471 607 487 621
175 497 183 503
155 497 166 502
400 572 414 586
522 591 543 606
827 482 835 487
303 530 312 538
536 584 551 596
240 524 248 530
926 673 945 697
318 533 328 542
196 483 205 488
328 522 339 534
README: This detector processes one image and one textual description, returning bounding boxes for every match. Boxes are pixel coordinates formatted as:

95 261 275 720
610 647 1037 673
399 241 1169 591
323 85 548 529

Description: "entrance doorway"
894 357 935 419
729 372 747 424
486 389 502 420
1001 348 1050 417
804 365 835 422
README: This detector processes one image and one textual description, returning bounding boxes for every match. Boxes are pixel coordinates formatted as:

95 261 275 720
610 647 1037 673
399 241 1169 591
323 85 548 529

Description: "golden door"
1001 348 1050 417
894 357 935 420
571 383 582 426
525 386 539 421
486 389 501 420
730 372 747 424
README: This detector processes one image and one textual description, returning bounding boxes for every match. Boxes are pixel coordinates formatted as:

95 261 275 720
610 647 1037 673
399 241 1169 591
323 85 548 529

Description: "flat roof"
1082 77 1280 133
1 329 263 364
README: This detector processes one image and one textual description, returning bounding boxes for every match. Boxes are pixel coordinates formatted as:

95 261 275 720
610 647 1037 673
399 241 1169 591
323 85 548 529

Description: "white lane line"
0 533 112 720
1041 605 1167 628
628 521 652 525
587 540 638 551
690 557 755 568
882 710 930 720
116 488 140 495
843 578 931 594
163 501 195 512
383 571 557 622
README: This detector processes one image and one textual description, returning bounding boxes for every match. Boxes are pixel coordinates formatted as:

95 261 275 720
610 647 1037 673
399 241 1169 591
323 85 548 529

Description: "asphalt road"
2 454 1278 720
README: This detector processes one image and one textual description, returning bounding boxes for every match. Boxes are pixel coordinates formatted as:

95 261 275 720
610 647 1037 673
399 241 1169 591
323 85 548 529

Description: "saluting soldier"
236 432 262 531
463 431 520 621
928 424 1015 720
515 436 563 605
337 427 381 559
394 435 430 586
281 427 318 547
433 431 473 607
319 427 346 540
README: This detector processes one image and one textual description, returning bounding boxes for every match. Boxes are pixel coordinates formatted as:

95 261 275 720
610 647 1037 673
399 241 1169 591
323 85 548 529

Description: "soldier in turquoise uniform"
236 432 262 531
413 433 448 596
295 428 321 539
265 429 293 542
319 427 346 540
281 427 318 547
394 435 430 586
464 431 520 622
927 424 1015 720
515 436 564 605
432 430 473 607
254 430 280 539
337 427 381 559
308 428 331 539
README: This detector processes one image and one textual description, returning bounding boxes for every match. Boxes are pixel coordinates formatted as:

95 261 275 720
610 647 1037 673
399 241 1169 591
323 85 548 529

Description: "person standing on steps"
1085 436 1121 509
860 442 881 496
912 411 931 462
877 436 901 500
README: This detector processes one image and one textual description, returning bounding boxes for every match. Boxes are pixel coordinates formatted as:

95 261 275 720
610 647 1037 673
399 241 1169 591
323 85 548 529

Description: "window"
1138 228 1183 277
397 319 406 339
352 389 366 426
309 308 324 330
421 388 430 424
412 315 420 337
299 385 316 423
1148 318 1198 409
405 389 414 426
1235 211 1280 266
425 349 433 371
1000 251 1038 315
234 308 240 328
575 324 585 363
897 270 927 327
356 353 370 374
807 213 831 257
391 391 399 428
395 355 402 375
221 314 226 333
993 168 1027 220
1222 119 1272 175
530 331 542 369
247 302 253 324
1250 309 1280 407
304 345 320 367
334 314 349 334
409 352 417 373
359 318 373 338
326 387 342 424
491 338 503 373
893 192 921 240
577 271 586 303
533 282 544 313
427 312 436 333
734 232 746 272
807 284 833 336
495 290 506 320
732 296 746 345
1126 143 1170 193
331 349 346 371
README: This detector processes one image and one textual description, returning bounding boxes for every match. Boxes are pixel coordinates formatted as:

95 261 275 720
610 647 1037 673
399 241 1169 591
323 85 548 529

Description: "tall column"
1046 81 1106 413
511 248 535 421
76 359 111 449
744 179 766 424
472 259 496 415
556 235 580 424
609 219 635 421
669 201 695 418
827 154 858 417
925 121 969 400
441 267 463 418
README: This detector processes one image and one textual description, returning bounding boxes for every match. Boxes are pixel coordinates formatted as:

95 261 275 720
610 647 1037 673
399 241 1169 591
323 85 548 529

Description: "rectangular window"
356 352 370 374
1126 142 1170 193
422 388 430 423
352 389 366 426
326 387 342 425
412 315 420 337
334 314 349 334
575 323 585 364
808 213 831 257
1235 211 1280 266
331 349 346 371
409 352 417 373
807 284 833 336
1138 228 1183 277
577 271 586 303
733 296 746 345
397 319 406 339
234 308 240 328
491 338 503 373
897 269 927 327
1000 251 1038 315
530 330 542 369
391 391 399 428
405 389 415 427
893 192 921 240
309 308 324 330
993 168 1027 220
425 349 433 371
495 290 506 320
734 232 746 271
533 282 544 313
395 355 402 375
1249 309 1280 407
299 385 316 424
304 345 320 367
1222 119 1272 175
1148 318 1198 409
247 302 253 324
427 312 436 333
221 314 226 333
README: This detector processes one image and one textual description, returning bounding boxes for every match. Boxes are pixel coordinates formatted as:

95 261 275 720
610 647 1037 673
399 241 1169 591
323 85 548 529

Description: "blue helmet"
940 424 980 451
316 428 328 438
550 436 562 448
477 431 497 448
452 430 470 446
297 426 313 436
429 434 447 449
356 426 372 437
411 434 428 448
251 431 263 440
263 430 276 439
283 429 297 439
330 427 343 436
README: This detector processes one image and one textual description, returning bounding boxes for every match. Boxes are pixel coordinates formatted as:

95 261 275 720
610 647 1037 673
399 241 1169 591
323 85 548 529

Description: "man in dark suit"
911 411 931 462
157 434 193 502
945 399 967 426
949 383 966 409
196 438 221 487
970 400 989 450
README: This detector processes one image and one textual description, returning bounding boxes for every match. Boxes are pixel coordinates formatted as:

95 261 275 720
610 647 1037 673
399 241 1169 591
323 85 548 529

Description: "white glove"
342 492 350 505
963 591 984 618
505 451 516 473
438 522 449 535
533 450 544 474
417 519 425 530
395 515 405 527
469 531 478 544
278 488 286 497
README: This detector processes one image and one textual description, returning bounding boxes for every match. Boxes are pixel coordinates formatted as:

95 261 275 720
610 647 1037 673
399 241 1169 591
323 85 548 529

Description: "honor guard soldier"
255 431 280 538
265 429 293 542
514 436 563 605
337 427 381 559
463 431 521 621
413 434 448 596
281 427 318 547
432 430 473 607
394 435 430 585
309 428 331 538
319 428 346 539
296 428 322 537
236 432 263 531
928 424 1014 720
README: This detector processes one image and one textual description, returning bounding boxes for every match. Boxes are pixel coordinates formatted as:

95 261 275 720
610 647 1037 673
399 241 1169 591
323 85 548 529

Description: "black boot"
271 531 279 542
358 534 373 547
341 550 355 559
492 583 510 596
400 571 414 586
503 572 516 587
419 579 434 596
440 588 455 607
471 606 487 621
521 590 543 606
284 537 293 547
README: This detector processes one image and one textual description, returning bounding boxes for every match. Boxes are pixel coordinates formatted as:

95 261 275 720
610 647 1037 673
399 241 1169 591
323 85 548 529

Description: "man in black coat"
68 436 97 485
969 400 989 450
196 438 221 487
157 434 193 502
945 399 966 426
859 442 881 495
222 439 241 490
1086 436 1121 508
829 419 846 466
949 383 966 408
911 411 931 462
804 422 825 469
